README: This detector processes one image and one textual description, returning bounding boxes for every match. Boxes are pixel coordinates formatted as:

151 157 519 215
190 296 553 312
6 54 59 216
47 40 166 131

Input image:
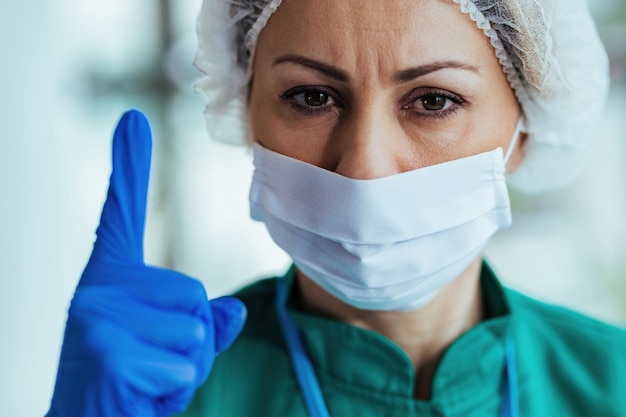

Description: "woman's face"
248 0 524 178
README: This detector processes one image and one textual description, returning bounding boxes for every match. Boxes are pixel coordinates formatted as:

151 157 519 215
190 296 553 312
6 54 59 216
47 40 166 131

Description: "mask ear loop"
503 117 527 167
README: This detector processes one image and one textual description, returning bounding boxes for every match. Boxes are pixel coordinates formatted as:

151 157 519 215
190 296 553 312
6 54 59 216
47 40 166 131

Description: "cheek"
395 110 495 168
482 104 522 155
440 90 521 161
477 76 522 152
248 80 281 147
247 77 266 142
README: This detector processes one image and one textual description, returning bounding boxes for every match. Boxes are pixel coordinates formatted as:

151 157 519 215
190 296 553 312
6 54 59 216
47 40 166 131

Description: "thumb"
94 110 152 263
211 296 247 353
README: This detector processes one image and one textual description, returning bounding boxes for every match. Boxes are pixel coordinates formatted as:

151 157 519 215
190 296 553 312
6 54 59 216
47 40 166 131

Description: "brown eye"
401 89 465 119
303 91 329 106
288 89 336 108
421 95 448 111
282 86 340 114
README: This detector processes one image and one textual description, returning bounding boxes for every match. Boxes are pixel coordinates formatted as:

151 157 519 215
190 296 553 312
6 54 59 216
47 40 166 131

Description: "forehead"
256 0 494 75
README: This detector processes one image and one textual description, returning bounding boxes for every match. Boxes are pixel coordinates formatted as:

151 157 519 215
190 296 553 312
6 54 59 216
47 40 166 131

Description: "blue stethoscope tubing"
275 278 519 417
276 278 331 417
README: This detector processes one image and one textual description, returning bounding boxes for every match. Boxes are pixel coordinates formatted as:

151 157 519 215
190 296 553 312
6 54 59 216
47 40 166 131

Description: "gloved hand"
46 110 247 417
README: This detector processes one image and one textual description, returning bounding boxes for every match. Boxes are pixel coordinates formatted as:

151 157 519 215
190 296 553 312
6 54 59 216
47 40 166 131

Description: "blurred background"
0 1 625 415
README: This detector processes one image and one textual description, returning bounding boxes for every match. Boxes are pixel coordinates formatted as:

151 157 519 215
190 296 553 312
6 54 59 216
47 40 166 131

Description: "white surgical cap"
194 0 610 193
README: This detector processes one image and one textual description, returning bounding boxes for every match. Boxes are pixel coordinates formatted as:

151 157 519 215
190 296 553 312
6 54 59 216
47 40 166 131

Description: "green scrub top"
178 262 626 416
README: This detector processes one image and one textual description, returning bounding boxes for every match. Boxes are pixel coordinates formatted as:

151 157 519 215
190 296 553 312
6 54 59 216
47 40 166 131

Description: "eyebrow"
396 61 480 82
273 54 349 82
272 54 480 83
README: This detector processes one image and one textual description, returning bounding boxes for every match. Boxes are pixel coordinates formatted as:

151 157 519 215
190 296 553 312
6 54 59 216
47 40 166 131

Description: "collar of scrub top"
274 278 519 417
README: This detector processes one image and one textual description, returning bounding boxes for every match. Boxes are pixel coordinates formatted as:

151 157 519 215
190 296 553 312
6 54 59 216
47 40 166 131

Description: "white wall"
1 2 78 415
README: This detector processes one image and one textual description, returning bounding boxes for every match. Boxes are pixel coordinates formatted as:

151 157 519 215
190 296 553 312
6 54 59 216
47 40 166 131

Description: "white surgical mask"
249 120 525 311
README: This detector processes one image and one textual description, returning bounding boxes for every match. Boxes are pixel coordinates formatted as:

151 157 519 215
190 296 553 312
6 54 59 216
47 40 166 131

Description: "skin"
248 0 526 400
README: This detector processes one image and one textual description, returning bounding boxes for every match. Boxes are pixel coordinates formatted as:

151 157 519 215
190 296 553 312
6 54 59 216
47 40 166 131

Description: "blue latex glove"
47 110 247 417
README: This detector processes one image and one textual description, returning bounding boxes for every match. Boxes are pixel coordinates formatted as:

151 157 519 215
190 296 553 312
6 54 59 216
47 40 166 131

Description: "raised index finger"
94 110 152 263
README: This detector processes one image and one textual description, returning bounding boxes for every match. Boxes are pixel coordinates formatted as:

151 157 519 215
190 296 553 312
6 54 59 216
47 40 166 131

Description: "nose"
333 107 404 180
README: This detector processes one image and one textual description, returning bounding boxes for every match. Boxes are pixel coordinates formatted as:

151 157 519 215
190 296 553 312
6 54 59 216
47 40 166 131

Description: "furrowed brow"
273 54 349 82
395 61 480 82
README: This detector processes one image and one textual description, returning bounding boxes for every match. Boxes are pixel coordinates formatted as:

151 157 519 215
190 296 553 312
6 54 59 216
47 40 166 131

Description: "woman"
47 0 626 416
